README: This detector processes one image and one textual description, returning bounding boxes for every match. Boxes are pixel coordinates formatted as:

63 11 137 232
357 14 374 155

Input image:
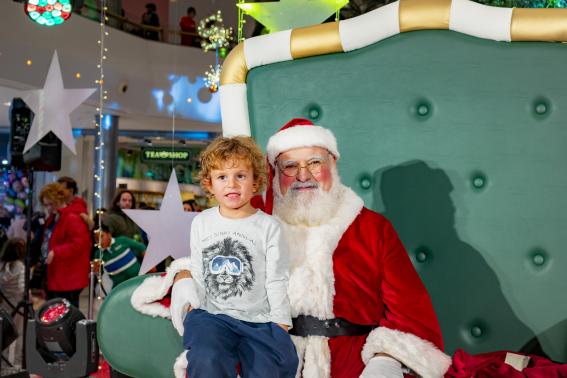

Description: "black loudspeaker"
8 98 61 172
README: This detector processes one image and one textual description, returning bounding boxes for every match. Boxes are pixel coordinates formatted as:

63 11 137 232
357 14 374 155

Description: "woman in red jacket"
39 183 91 308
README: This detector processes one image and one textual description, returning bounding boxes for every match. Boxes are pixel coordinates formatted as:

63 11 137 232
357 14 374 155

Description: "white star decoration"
23 51 96 154
124 170 197 274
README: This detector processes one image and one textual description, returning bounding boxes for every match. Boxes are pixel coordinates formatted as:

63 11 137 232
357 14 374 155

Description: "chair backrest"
246 29 567 361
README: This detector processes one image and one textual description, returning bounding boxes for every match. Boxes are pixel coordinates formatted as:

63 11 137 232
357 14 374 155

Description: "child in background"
171 136 298 378
94 224 146 288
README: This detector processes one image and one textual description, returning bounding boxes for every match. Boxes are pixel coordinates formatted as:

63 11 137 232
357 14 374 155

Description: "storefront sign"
141 148 191 163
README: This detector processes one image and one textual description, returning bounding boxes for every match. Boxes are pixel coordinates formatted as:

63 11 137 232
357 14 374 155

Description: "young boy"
94 225 146 288
174 136 298 378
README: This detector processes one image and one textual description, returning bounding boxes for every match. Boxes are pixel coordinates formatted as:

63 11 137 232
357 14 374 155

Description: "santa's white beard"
273 170 344 226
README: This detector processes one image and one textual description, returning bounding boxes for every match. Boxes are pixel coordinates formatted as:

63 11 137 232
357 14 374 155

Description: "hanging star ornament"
124 170 197 274
22 51 96 154
237 0 348 33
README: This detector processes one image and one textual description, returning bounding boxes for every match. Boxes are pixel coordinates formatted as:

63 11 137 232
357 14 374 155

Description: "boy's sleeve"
189 218 206 304
265 222 292 327
120 237 146 257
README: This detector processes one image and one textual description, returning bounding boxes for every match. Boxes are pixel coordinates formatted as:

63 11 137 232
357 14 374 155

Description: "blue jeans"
183 309 298 378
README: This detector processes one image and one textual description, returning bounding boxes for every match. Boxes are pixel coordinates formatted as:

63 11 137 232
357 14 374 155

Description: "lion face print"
202 237 255 300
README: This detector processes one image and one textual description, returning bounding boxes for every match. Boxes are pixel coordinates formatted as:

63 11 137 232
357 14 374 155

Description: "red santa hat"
266 118 340 167
256 118 340 214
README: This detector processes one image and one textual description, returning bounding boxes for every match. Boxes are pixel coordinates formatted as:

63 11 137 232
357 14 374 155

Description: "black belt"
289 315 376 338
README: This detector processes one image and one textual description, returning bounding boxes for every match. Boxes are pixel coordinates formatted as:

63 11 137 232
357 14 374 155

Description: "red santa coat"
44 206 91 291
282 186 451 378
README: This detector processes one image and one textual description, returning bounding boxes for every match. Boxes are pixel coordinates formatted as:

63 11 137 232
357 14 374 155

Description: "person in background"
141 2 160 41
94 224 145 289
182 200 194 212
189 199 201 212
103 190 142 242
57 176 94 230
179 7 197 47
0 238 25 368
38 183 91 308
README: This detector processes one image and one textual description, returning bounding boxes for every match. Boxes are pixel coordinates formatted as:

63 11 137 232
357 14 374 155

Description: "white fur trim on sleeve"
339 1 400 52
130 257 192 318
449 0 512 42
361 327 451 378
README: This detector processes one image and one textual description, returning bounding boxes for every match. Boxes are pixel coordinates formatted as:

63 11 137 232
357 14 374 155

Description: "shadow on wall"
373 160 539 356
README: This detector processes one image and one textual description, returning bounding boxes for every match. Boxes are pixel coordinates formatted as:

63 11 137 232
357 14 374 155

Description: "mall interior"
1 0 567 377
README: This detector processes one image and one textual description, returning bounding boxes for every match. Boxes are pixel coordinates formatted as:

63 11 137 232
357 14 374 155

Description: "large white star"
124 170 197 274
22 51 96 154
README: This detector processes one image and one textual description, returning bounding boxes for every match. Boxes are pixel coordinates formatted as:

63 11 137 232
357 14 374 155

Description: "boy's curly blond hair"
199 136 267 196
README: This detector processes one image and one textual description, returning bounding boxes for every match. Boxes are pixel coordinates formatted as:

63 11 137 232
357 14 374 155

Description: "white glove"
360 356 403 378
170 278 201 336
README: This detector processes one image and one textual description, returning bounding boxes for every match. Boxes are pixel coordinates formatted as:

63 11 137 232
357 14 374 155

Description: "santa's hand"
360 356 403 378
170 278 200 336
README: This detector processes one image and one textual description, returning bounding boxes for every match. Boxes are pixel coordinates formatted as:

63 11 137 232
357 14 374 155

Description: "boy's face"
99 231 112 249
205 159 257 217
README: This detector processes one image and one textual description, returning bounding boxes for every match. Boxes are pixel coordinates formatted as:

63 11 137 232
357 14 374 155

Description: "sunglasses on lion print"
209 256 242 276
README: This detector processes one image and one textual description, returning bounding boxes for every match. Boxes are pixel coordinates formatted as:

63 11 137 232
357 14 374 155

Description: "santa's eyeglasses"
277 155 331 177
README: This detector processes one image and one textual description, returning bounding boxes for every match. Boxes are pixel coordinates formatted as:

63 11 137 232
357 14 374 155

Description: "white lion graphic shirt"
190 207 292 326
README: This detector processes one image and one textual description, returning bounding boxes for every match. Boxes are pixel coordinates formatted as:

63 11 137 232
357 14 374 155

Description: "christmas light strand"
93 0 109 301
237 0 246 43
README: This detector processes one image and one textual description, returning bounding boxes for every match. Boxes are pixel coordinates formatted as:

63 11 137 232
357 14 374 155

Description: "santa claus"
159 118 451 377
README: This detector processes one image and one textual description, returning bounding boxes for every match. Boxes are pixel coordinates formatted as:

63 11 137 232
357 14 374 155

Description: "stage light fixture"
26 298 99 378
34 298 85 362
24 0 73 27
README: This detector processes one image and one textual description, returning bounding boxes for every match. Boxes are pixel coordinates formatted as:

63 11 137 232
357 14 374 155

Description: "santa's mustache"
288 182 319 190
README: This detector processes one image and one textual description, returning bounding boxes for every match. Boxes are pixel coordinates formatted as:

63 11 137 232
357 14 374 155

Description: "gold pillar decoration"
290 22 343 60
511 8 567 42
399 0 452 32
220 43 248 85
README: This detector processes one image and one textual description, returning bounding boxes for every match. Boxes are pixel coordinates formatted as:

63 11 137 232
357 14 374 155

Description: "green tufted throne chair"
97 1 567 376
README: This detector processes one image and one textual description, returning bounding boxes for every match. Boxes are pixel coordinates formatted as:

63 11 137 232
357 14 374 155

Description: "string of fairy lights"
93 0 109 301
200 10 233 92
237 0 246 42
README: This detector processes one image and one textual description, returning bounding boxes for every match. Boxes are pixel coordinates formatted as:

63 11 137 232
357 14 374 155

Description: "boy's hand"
277 324 289 332
171 277 200 336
